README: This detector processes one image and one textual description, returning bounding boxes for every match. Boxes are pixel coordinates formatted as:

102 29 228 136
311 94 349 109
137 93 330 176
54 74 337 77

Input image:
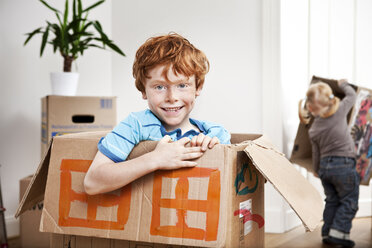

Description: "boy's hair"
133 33 210 93
298 82 340 124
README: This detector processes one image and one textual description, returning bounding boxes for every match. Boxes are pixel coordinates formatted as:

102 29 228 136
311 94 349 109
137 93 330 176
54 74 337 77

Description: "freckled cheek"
184 96 197 106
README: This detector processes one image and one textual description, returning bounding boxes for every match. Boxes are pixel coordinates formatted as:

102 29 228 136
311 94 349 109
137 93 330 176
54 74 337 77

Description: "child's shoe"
322 236 330 244
324 229 355 248
323 236 355 247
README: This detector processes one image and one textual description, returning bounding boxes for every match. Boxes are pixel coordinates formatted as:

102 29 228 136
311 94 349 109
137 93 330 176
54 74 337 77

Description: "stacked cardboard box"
19 96 117 248
41 95 117 156
17 131 323 247
290 75 372 185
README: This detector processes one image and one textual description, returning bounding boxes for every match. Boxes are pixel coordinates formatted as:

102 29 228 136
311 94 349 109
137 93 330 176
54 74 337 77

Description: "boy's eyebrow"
152 79 190 84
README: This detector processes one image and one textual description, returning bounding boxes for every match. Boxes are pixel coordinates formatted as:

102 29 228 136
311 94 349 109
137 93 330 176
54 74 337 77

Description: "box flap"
244 135 323 232
15 140 52 218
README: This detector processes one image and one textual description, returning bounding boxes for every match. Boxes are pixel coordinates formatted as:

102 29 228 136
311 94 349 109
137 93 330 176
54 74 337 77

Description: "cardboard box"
19 175 50 248
290 75 372 185
41 95 117 156
17 131 323 247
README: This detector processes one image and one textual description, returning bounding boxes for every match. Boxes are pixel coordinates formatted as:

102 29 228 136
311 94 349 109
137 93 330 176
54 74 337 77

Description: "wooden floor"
265 217 372 248
5 217 371 247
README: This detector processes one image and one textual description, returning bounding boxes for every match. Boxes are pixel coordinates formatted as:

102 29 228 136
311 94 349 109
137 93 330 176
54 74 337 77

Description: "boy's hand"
190 133 220 151
153 135 204 170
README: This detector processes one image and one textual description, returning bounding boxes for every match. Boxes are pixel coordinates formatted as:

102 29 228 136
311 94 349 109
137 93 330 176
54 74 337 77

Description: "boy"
84 33 230 195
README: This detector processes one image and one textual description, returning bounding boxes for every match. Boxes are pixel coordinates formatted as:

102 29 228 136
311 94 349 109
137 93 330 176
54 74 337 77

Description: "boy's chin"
163 122 182 130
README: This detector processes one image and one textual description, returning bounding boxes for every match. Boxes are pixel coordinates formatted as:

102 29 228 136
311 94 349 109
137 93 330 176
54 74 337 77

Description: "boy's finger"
185 147 203 153
182 152 204 160
196 133 205 146
190 136 197 147
208 137 220 148
179 161 198 167
201 136 211 151
177 137 191 146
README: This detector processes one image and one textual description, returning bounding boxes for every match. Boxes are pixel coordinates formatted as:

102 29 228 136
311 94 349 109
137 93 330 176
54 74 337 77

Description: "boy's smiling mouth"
162 106 184 112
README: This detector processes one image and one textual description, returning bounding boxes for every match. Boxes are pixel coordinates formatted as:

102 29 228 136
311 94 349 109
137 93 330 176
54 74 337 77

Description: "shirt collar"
147 110 206 139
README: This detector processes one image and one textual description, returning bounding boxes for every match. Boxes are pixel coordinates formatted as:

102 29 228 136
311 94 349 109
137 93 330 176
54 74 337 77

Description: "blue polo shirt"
98 109 231 162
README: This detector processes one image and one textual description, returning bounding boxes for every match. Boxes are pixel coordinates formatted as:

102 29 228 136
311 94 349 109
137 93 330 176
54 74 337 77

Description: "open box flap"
244 135 323 232
15 140 52 218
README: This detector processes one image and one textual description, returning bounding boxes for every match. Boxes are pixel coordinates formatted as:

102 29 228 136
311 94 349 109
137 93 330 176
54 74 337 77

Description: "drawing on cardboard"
233 209 264 230
59 159 132 229
150 167 221 241
349 90 372 184
58 159 221 241
235 162 258 195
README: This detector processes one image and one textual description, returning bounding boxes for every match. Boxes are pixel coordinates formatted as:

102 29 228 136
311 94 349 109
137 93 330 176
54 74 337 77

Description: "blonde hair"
298 82 340 124
132 32 210 93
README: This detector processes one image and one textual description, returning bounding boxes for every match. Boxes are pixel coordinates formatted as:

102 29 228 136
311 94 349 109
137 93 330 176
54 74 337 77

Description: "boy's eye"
155 85 165 90
178 83 188 88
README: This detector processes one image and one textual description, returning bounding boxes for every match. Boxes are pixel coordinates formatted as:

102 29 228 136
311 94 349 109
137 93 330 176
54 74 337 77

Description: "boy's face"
142 65 201 132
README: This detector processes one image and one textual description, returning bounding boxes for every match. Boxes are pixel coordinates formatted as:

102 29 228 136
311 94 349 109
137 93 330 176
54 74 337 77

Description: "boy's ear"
142 91 147 100
195 86 203 97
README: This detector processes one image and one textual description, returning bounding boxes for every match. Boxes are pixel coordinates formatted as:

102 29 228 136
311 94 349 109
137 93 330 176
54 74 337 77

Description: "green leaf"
63 0 69 27
93 20 102 31
87 44 103 48
92 21 109 42
54 12 63 27
81 21 93 32
83 0 105 13
40 25 50 56
106 42 126 56
48 22 61 34
92 37 125 57
39 0 60 14
78 0 83 19
24 27 43 45
72 0 76 20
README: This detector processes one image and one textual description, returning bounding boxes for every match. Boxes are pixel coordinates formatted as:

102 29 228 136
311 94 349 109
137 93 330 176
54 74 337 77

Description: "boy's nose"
165 88 177 102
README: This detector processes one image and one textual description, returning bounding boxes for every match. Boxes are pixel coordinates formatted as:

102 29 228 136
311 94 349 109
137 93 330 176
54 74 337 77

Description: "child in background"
84 33 230 195
299 79 360 248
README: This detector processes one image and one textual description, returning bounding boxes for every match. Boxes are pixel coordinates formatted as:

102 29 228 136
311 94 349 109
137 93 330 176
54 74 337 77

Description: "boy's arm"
84 136 204 195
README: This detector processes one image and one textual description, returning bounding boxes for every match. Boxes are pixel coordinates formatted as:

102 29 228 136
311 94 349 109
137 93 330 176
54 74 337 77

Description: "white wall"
0 0 112 237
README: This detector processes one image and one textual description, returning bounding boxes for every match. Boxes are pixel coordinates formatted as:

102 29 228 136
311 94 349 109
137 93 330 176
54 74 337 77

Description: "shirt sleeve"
98 113 142 162
310 139 320 173
203 123 231 144
339 82 357 114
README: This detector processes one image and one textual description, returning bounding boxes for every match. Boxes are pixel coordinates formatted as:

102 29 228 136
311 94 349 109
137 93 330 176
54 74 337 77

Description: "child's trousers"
318 156 360 236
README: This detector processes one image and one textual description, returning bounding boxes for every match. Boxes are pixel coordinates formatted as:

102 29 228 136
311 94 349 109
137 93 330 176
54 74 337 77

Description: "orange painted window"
58 159 131 230
150 167 221 241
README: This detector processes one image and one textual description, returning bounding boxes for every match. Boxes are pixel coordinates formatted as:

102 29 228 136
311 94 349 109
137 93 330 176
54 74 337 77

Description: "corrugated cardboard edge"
15 139 52 218
244 135 323 232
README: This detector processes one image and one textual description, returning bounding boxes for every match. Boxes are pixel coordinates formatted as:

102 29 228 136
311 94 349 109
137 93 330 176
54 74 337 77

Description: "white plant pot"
50 72 79 96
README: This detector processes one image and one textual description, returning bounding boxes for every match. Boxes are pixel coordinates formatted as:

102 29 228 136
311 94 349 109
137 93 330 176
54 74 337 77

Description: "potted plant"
24 0 125 95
